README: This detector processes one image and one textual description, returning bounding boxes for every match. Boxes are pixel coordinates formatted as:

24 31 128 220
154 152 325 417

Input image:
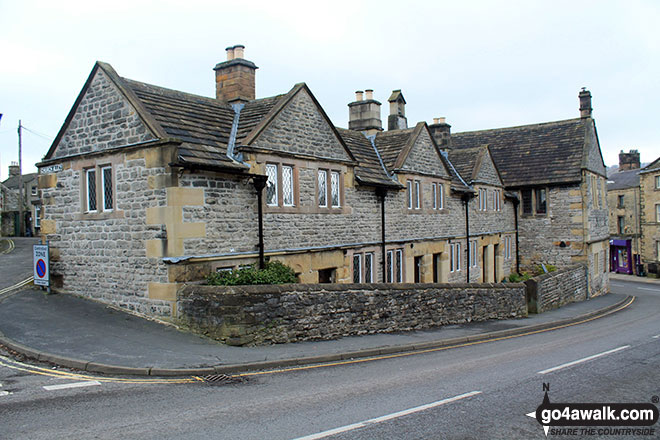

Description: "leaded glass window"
432 183 437 210
102 166 113 211
266 164 278 206
365 253 373 283
353 254 362 283
395 249 403 282
414 181 420 209
318 170 327 207
438 183 444 209
536 188 547 214
331 171 340 207
387 250 393 282
86 169 97 212
282 165 294 206
407 180 413 209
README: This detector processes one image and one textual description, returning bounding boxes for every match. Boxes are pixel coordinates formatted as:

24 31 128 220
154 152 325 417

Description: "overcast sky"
1 0 658 181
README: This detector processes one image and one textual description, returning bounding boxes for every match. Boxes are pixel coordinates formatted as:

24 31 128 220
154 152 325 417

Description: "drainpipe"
513 198 520 274
463 194 470 283
252 175 268 269
376 187 387 282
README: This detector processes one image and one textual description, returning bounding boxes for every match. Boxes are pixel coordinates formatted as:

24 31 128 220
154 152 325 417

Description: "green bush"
534 264 557 275
508 272 532 283
207 261 297 286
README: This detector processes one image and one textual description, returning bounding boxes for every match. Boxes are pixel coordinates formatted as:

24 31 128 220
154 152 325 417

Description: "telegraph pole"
18 120 24 237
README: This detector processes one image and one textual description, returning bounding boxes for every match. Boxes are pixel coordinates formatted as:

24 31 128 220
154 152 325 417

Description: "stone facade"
178 282 527 345
52 69 156 159
640 159 660 273
525 264 588 313
37 53 608 320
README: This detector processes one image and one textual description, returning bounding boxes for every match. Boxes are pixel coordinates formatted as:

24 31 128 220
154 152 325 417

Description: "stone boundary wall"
177 282 527 346
525 264 588 313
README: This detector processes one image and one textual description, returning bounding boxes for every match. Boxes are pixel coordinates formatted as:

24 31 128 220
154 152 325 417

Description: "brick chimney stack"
8 161 19 177
348 89 382 135
428 117 451 149
619 149 641 171
214 45 258 102
579 87 592 118
387 90 407 130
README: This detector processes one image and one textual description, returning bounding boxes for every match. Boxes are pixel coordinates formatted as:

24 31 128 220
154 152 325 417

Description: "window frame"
352 253 362 283
406 180 413 210
617 194 625 208
34 205 41 229
414 180 421 210
85 168 97 213
318 169 328 208
521 189 532 215
617 215 625 235
281 165 294 207
655 175 660 190
265 163 279 207
101 165 113 212
535 188 547 215
330 171 341 208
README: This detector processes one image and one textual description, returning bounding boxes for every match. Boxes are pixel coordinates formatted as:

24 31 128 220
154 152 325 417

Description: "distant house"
1 162 40 237
36 46 606 317
449 89 609 296
639 156 660 275
607 150 642 275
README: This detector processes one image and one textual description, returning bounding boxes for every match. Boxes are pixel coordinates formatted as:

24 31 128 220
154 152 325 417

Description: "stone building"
639 156 660 275
36 46 603 317
449 88 610 296
606 150 641 274
1 163 41 237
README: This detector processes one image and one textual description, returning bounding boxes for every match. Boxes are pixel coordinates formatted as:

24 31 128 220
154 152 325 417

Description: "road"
1 279 659 439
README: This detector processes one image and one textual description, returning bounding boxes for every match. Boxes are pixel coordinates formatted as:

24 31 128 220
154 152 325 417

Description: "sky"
1 0 659 181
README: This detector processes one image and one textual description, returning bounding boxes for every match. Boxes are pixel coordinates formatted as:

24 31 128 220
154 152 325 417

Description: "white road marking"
538 346 631 375
652 335 660 339
43 381 101 391
637 287 660 292
292 391 482 440
0 391 10 396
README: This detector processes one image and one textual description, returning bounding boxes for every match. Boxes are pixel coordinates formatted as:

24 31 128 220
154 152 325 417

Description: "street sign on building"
33 244 49 287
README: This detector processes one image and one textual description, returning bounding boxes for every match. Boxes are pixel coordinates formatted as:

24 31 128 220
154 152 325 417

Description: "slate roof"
2 173 38 190
375 128 417 171
447 146 485 184
607 168 640 191
124 78 287 170
451 119 589 187
336 128 399 187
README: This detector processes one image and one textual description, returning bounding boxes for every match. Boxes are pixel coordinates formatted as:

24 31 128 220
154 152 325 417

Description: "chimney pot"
579 88 592 118
365 89 374 100
215 45 258 102
439 117 446 124
233 45 245 59
355 91 364 101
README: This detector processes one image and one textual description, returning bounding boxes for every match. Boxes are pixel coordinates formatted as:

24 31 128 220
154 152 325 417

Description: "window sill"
75 210 124 221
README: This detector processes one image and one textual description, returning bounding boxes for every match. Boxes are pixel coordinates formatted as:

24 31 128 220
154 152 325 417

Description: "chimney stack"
8 161 19 177
619 149 641 171
579 87 592 118
429 117 451 149
387 89 407 130
214 44 258 102
348 88 382 135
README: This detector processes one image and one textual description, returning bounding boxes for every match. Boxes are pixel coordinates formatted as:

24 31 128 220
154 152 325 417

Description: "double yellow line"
0 277 33 296
0 354 199 384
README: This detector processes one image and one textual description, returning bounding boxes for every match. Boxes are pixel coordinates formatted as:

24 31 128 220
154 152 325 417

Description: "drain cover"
199 374 246 385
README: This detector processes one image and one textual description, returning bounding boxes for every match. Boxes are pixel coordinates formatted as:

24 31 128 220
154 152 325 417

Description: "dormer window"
266 163 296 208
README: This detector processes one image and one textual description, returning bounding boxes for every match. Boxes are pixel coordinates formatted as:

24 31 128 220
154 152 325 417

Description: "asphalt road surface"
1 279 659 439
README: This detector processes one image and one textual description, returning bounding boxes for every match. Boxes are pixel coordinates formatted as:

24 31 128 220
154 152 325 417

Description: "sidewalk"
0 286 631 377
610 272 660 284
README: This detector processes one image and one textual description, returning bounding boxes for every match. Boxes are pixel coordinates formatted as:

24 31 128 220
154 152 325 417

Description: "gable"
398 128 450 179
47 65 158 160
247 87 354 163
473 148 503 186
582 119 606 177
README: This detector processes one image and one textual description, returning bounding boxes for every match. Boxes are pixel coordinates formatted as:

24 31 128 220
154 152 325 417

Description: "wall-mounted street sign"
39 164 63 174
33 244 50 287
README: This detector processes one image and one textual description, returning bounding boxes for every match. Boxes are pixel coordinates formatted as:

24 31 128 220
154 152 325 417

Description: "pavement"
0 237 635 377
